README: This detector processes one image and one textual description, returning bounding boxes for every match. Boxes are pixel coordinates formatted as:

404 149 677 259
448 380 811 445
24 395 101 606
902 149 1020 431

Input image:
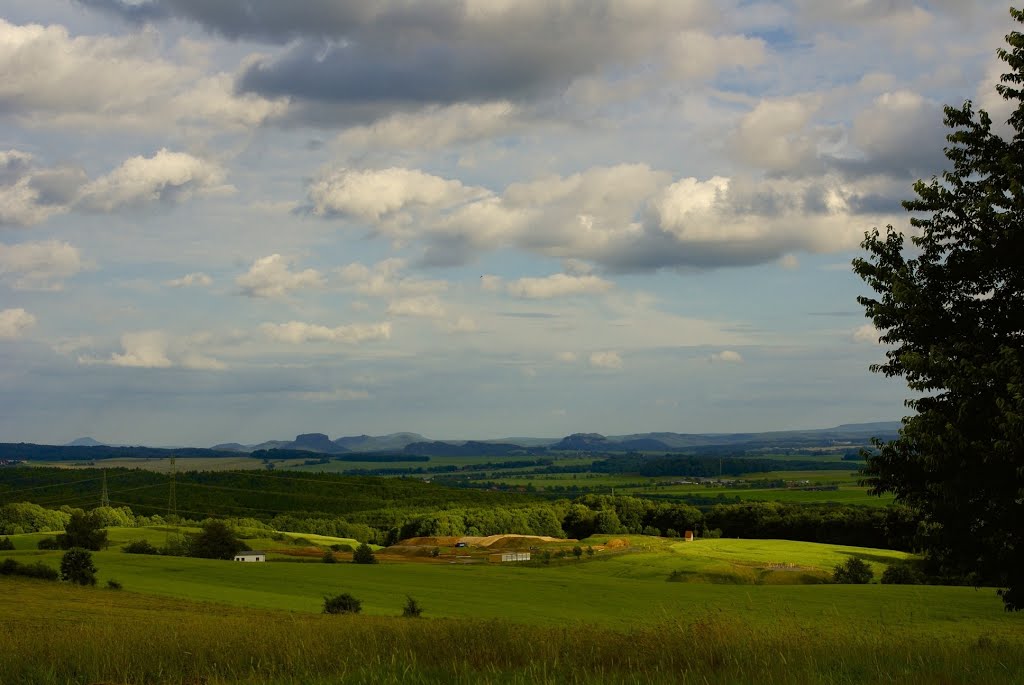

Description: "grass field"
2 568 1022 684
0 533 1011 633
4 529 1022 684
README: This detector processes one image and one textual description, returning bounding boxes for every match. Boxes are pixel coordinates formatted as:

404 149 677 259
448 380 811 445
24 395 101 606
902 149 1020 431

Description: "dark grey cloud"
28 167 88 206
237 40 565 105
78 1 714 108
76 0 461 44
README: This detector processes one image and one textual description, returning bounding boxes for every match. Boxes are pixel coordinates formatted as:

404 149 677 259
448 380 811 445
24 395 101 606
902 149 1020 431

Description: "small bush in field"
402 595 423 618
106 579 123 590
833 557 873 584
0 537 14 551
323 593 362 614
37 537 59 550
123 539 159 555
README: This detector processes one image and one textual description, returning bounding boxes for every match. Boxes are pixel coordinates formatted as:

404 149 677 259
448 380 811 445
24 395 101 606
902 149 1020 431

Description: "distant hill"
65 437 106 447
402 441 539 457
17 421 901 460
334 433 428 452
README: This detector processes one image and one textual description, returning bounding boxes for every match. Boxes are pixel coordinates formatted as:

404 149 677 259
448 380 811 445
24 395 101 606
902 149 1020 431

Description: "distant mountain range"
47 422 900 459
206 421 901 455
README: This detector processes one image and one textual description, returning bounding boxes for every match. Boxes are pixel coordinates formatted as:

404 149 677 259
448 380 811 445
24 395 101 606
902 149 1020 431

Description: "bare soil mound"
478 534 571 549
604 538 631 549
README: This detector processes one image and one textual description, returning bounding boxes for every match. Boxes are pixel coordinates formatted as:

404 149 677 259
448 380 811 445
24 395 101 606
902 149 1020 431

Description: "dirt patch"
763 563 813 571
604 538 631 549
274 547 329 558
476 534 571 549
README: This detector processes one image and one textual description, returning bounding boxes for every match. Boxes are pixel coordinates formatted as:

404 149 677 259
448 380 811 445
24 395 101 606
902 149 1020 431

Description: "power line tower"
167 457 177 521
100 470 110 508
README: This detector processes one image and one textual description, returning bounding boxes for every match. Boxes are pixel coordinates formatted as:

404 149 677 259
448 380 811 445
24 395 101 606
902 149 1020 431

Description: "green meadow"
3 541 1024 684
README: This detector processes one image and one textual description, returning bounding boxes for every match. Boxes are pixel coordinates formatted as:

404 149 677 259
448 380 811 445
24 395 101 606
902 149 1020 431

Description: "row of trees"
2 495 922 552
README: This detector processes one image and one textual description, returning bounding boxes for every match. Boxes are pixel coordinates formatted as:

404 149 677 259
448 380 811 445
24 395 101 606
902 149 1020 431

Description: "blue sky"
0 1 1014 445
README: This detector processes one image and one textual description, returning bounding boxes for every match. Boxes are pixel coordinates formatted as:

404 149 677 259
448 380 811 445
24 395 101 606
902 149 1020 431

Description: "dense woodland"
0 467 917 552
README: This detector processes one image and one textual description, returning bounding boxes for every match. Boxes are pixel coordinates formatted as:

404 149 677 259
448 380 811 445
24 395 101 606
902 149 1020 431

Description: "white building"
233 552 266 562
489 551 531 562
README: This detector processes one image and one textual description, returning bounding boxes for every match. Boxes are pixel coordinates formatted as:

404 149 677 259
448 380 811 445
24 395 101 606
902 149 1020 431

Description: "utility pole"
167 457 177 521
100 470 110 508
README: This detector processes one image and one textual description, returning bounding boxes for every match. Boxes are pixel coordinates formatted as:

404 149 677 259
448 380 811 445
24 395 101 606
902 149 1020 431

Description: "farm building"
488 552 531 563
684 531 694 542
233 552 266 562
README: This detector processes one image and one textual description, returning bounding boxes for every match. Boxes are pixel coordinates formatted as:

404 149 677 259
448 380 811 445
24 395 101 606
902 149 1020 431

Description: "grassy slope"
3 534 1019 642
2 576 1021 685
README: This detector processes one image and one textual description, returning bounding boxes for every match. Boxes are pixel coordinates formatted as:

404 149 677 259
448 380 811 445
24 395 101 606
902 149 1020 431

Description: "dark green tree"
854 7 1024 610
57 511 108 551
832 557 873 585
0 536 14 551
60 548 97 586
352 542 377 564
323 593 362 614
187 520 248 560
572 545 583 560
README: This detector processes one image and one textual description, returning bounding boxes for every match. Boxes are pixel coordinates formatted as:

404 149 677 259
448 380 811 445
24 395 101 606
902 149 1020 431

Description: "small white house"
233 552 266 562
489 551 531 563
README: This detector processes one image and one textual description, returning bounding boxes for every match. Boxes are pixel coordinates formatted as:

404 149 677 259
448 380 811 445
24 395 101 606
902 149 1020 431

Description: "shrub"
323 593 362 614
585 546 595 556
703 528 723 539
60 548 97 586
352 543 377 564
881 561 924 585
833 557 873 584
123 539 160 555
572 545 583 559
37 537 59 550
188 520 249 560
322 550 337 564
56 511 108 551
0 558 59 581
0 536 14 551
642 526 661 537
106 579 123 590
330 543 353 552
402 595 423 618
665 529 680 538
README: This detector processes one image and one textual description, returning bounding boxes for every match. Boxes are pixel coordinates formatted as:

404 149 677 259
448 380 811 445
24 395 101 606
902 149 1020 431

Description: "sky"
0 1 1015 446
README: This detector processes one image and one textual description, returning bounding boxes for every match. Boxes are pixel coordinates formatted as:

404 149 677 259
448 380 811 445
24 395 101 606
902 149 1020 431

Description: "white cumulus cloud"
0 307 36 339
710 350 744 364
166 272 213 288
77 149 230 212
0 240 82 290
589 350 623 369
260 321 391 344
504 273 614 300
237 254 324 299
387 295 446 319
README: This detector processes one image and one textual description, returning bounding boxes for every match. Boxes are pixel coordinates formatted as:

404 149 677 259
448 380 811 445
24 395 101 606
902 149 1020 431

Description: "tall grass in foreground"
1 578 1021 684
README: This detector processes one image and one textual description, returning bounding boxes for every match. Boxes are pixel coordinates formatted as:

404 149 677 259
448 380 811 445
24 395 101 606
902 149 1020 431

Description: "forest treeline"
0 467 917 551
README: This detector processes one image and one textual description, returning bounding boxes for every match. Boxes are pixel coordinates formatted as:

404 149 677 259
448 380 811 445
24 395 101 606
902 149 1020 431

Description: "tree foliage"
187 520 248 560
352 543 377 564
854 7 1024 610
832 557 873 585
57 511 108 551
60 548 97 586
323 593 362 614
